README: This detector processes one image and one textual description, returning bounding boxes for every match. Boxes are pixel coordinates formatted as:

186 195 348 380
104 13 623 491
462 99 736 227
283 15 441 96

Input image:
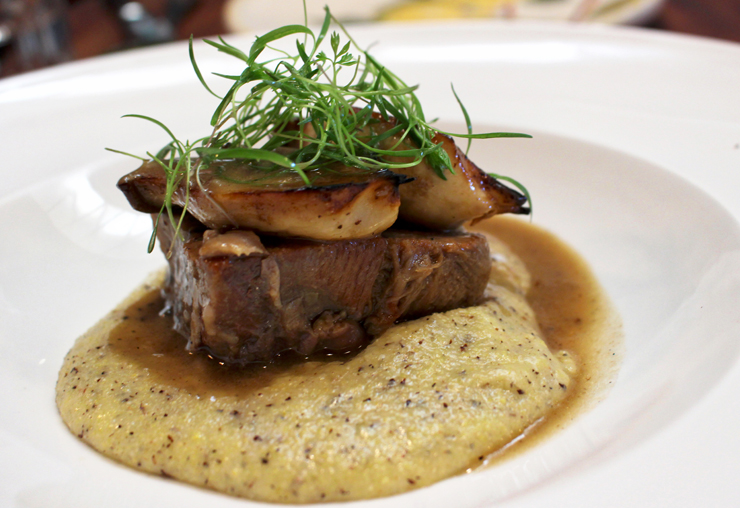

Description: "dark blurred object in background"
0 0 71 75
105 0 197 47
0 0 226 76
649 0 740 42
0 0 738 78
66 0 226 64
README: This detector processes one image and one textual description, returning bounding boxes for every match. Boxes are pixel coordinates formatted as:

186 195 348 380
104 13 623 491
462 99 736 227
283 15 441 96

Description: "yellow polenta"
56 239 576 503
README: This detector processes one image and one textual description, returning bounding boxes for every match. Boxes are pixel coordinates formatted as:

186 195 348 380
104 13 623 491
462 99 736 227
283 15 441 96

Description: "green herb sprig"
112 7 531 251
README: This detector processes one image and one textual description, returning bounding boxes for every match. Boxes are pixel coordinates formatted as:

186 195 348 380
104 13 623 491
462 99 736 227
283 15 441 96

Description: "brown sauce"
108 216 621 466
108 291 352 399
471 217 622 463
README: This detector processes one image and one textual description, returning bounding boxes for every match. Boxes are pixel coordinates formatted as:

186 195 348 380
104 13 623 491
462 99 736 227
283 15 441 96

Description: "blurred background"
1 0 739 78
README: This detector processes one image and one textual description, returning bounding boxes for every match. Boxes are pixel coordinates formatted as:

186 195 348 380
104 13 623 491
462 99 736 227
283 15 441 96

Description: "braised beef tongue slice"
364 230 491 336
157 217 490 364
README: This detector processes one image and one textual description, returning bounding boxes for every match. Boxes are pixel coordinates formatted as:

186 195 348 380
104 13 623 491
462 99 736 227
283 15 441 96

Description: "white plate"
2 20 740 508
224 0 665 33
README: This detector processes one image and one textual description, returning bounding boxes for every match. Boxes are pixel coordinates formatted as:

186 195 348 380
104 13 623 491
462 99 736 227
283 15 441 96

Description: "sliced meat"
156 216 491 364
118 160 407 241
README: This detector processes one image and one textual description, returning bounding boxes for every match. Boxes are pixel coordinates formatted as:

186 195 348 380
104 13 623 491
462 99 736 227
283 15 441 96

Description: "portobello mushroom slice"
366 115 529 230
294 112 530 231
391 132 529 230
118 159 407 241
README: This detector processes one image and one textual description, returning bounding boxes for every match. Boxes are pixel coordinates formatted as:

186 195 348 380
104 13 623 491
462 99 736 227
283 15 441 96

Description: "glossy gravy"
56 217 621 501
471 217 622 463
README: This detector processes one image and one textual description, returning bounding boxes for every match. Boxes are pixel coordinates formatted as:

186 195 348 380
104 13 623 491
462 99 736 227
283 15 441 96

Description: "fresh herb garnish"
111 6 531 252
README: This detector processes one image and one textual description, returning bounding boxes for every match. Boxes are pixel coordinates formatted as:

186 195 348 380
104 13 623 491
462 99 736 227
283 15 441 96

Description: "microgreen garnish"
111 6 531 251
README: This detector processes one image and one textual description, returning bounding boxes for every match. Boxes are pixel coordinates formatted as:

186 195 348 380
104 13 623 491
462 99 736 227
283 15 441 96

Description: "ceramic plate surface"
224 0 665 33
2 20 740 508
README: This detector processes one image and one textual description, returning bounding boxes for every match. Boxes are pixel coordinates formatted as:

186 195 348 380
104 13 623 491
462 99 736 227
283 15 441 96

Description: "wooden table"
3 0 740 77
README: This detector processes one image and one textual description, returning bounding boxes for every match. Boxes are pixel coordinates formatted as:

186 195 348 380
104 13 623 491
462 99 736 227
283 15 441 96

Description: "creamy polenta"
56 219 618 503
